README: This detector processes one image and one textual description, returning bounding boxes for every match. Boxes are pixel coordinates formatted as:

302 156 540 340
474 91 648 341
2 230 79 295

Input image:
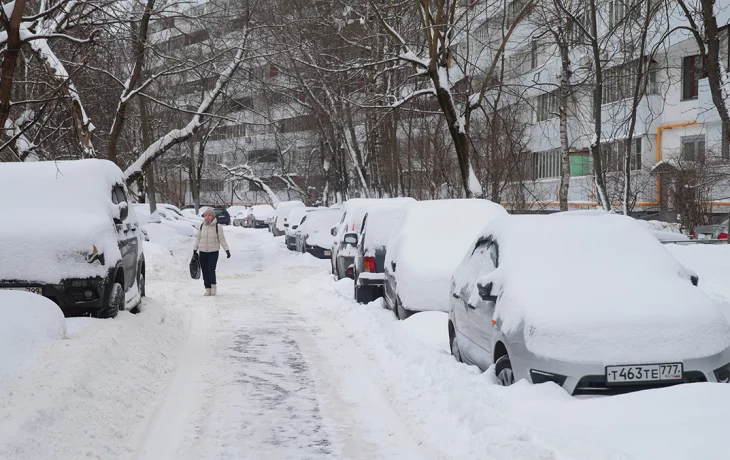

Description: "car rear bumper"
357 272 385 287
306 245 332 259
509 341 730 395
0 277 108 316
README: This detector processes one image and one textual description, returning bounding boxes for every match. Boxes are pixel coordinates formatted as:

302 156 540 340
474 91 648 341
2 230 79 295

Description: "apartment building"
471 0 730 217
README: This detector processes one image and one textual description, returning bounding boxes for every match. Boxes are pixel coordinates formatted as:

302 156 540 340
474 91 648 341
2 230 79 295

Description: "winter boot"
211 285 217 296
204 288 211 296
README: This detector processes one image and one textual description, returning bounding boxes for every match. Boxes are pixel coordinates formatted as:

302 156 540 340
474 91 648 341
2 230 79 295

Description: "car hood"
512 282 730 364
0 214 123 284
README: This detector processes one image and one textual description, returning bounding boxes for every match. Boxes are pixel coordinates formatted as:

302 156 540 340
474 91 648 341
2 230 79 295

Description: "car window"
114 186 127 204
460 239 498 295
111 188 118 205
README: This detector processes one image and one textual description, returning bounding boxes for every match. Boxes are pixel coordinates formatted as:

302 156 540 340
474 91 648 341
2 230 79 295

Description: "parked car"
244 204 275 228
383 199 507 319
449 212 730 395
200 206 231 225
331 198 416 279
694 217 729 240
159 203 202 224
284 207 312 250
352 204 408 304
133 204 197 237
295 208 344 258
272 200 305 236
0 159 145 319
229 206 249 226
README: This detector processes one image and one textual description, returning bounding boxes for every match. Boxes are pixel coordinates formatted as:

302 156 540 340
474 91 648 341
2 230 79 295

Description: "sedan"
449 212 730 395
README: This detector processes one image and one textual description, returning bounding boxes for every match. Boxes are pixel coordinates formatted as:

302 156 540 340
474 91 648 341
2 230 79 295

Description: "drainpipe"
655 121 699 205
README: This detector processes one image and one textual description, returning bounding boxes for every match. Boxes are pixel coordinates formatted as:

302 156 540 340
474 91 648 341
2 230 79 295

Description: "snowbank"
476 213 730 363
386 199 508 312
0 291 66 377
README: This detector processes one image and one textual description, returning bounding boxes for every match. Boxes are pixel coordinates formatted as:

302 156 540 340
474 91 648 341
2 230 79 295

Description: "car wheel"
354 283 374 304
494 354 514 387
450 327 462 363
96 282 123 319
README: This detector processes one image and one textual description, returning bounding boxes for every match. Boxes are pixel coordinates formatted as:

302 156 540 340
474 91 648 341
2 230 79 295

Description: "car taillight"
692 232 697 240
364 256 376 273
719 232 728 240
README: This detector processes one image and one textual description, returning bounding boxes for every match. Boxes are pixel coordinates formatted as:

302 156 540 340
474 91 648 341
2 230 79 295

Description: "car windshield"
214 209 228 216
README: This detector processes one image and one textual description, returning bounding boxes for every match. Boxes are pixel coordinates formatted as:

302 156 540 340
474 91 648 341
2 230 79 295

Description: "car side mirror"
119 202 129 221
343 232 358 246
477 282 498 302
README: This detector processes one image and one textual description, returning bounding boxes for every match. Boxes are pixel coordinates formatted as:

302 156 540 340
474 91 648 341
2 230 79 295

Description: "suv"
0 159 145 319
201 207 231 225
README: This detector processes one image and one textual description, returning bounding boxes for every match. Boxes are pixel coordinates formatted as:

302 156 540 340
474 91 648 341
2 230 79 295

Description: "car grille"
572 371 707 396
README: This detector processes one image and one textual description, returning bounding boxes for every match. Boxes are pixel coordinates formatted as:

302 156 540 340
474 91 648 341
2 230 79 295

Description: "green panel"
570 155 590 176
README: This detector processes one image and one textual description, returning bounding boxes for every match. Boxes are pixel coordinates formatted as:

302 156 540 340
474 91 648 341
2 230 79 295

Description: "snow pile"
667 244 730 305
386 199 508 312
0 159 126 283
477 213 730 363
0 291 66 377
299 208 343 249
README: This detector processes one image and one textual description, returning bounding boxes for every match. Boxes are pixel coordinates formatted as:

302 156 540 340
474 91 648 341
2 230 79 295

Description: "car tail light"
364 257 376 273
347 266 354 276
692 232 697 240
719 232 728 240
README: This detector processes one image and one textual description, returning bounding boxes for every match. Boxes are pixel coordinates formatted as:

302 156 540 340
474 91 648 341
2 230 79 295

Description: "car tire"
450 327 462 363
494 354 514 387
97 282 123 319
354 283 374 304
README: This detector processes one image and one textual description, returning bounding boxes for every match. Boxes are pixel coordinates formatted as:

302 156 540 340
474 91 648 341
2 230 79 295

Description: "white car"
272 200 305 237
134 204 197 237
383 199 508 319
284 207 312 250
449 212 730 395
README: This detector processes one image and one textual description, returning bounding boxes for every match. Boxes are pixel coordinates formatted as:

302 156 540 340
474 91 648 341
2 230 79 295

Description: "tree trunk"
699 0 730 160
589 0 610 210
140 97 157 213
558 42 572 211
433 74 472 197
0 0 27 155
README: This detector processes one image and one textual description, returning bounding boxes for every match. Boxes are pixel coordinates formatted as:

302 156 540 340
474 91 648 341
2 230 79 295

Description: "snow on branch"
219 163 281 204
123 47 246 185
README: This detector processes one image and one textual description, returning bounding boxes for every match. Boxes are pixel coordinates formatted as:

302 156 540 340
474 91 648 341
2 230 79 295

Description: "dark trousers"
199 251 219 288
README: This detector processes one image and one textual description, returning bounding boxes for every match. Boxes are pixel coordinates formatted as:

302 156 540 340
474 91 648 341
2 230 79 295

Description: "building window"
682 55 705 100
535 92 558 122
248 149 278 164
602 138 643 172
570 153 591 176
648 61 659 95
530 38 538 69
536 149 561 178
681 135 706 162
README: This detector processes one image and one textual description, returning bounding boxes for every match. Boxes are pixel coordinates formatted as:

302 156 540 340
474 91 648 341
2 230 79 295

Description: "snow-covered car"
158 203 202 225
352 204 408 304
331 197 416 279
227 205 248 224
272 200 305 237
295 208 344 258
284 207 312 250
0 159 145 319
243 204 275 228
133 204 197 237
449 212 730 395
384 199 507 319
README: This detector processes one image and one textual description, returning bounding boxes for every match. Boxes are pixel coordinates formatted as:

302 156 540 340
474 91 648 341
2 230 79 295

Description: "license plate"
2 287 42 295
606 363 683 384
324 250 332 256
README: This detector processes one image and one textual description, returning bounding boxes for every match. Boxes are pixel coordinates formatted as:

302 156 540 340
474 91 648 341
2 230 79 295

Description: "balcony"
600 94 663 139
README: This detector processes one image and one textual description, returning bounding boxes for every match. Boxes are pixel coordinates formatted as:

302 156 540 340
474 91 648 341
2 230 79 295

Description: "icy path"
134 228 430 460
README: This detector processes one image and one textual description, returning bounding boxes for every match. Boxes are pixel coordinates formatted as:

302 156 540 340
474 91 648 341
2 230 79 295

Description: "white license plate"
697 234 711 240
2 287 42 295
606 363 683 384
324 250 332 256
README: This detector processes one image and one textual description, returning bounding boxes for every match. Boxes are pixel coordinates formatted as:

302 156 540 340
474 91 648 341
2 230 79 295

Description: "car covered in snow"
448 212 730 395
352 204 409 304
295 208 344 258
272 200 305 237
159 203 202 225
284 207 312 250
133 204 197 237
0 159 145 319
383 199 507 319
243 204 275 228
331 197 416 279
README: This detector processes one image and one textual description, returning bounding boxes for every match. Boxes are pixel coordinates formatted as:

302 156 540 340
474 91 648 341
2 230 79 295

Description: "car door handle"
391 261 396 271
467 303 477 310
452 292 460 299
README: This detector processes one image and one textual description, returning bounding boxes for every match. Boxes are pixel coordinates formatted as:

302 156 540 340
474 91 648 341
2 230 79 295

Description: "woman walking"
194 208 231 296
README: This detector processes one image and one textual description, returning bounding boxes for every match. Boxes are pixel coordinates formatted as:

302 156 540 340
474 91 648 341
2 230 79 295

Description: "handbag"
189 252 201 279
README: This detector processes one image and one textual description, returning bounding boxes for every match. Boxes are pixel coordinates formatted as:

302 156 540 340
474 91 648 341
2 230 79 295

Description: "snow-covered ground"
1 228 730 459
